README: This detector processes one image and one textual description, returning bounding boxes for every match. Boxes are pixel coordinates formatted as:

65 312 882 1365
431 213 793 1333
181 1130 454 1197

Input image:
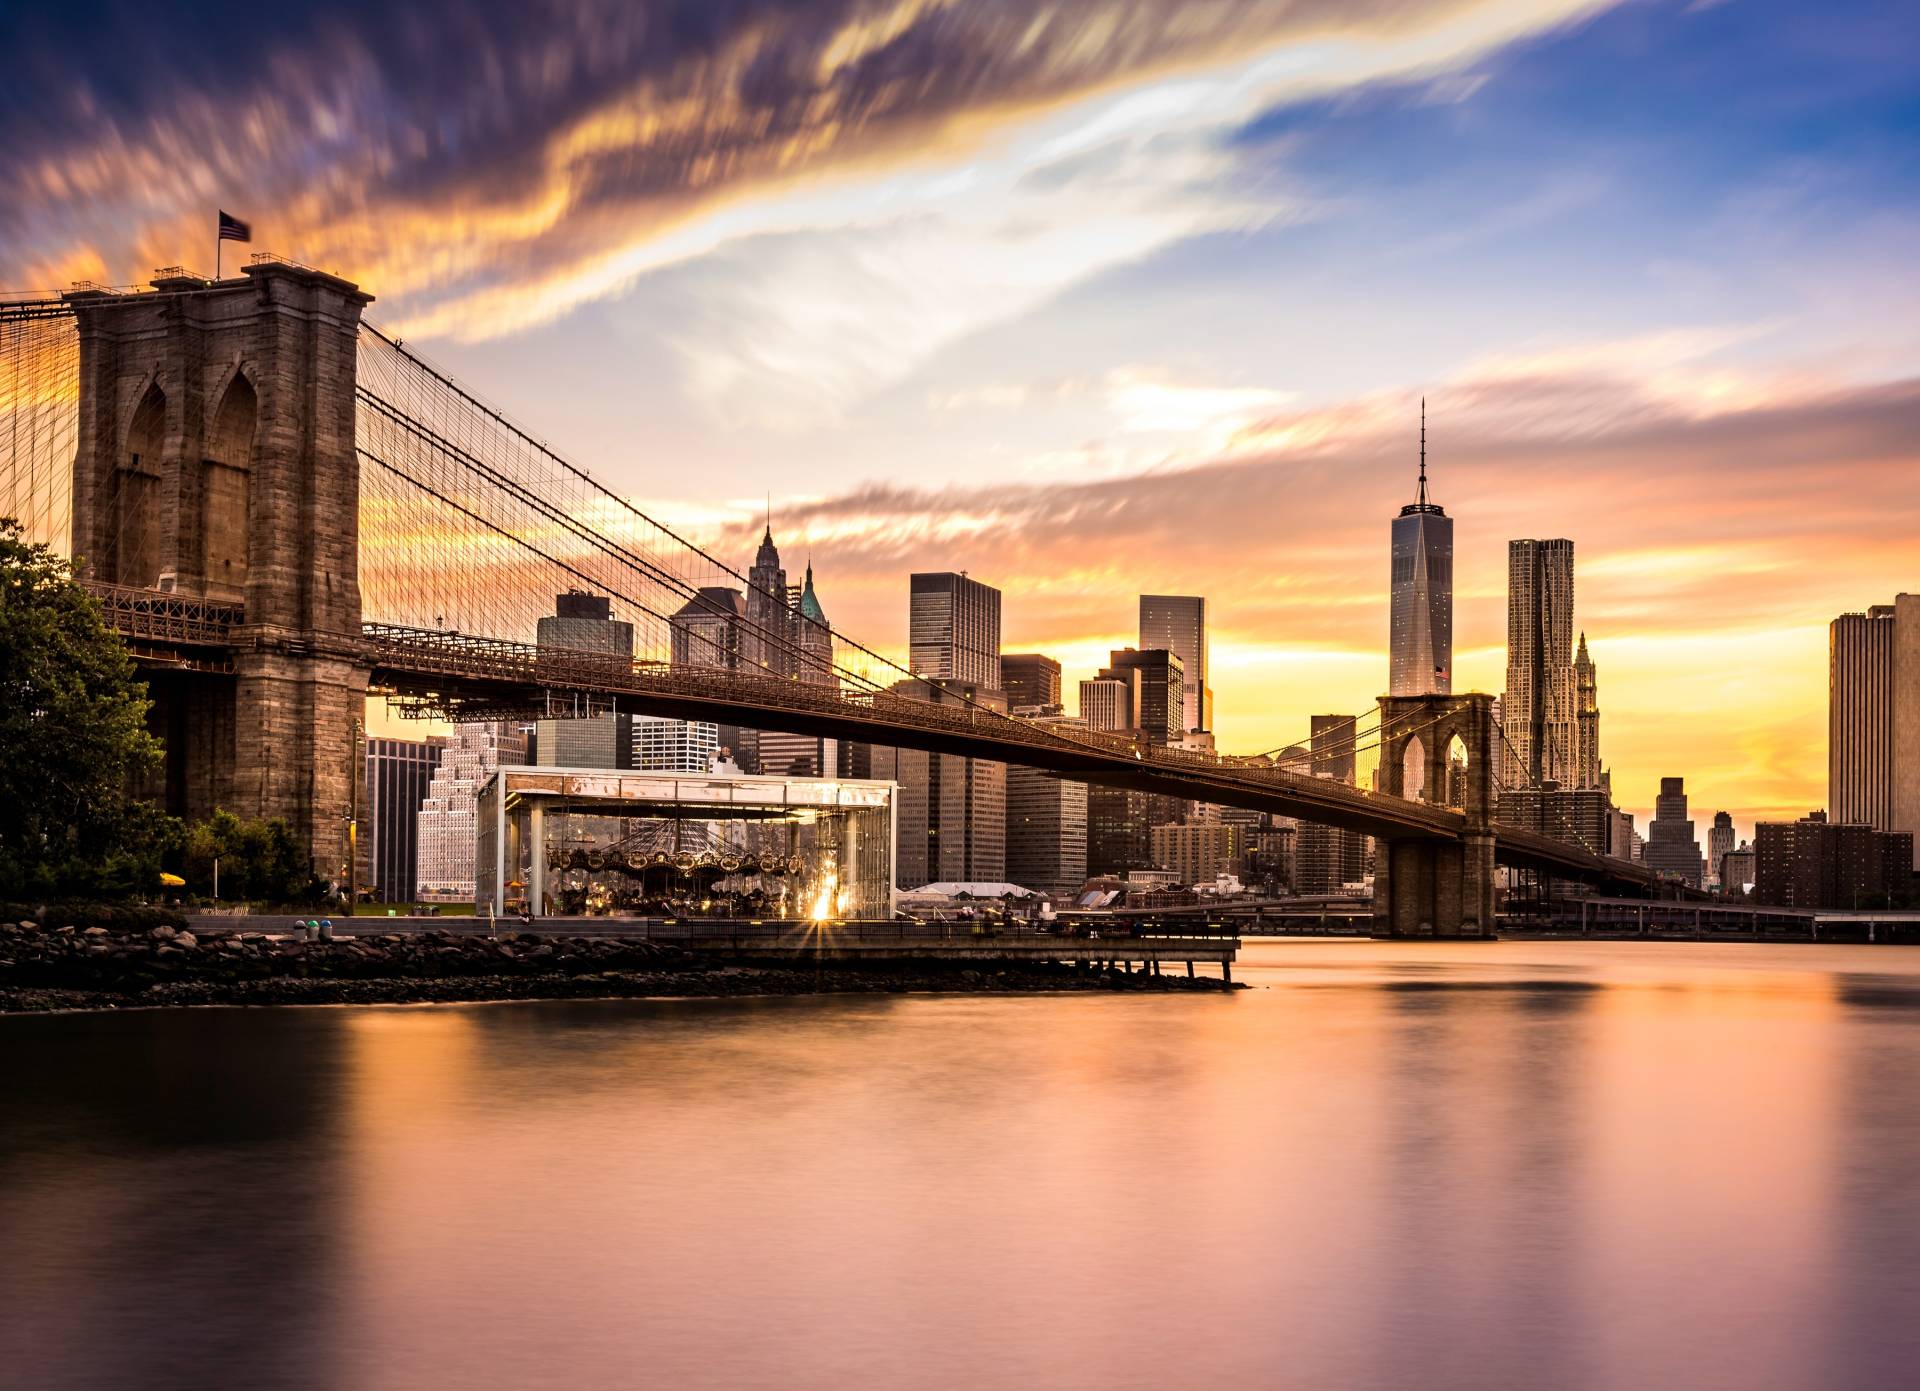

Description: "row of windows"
1391 553 1454 586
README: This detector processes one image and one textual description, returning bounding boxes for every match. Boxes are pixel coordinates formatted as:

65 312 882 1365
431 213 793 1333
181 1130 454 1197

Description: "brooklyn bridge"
0 258 1659 934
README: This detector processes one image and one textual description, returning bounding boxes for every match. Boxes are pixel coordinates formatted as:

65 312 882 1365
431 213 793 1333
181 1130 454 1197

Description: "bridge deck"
81 578 1654 890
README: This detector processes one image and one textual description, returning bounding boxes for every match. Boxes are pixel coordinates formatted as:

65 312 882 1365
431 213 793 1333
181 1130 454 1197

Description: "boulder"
149 926 177 941
174 932 198 948
83 927 109 937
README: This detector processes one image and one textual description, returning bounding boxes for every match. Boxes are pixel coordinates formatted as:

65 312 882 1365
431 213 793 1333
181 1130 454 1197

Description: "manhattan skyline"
4 0 1916 838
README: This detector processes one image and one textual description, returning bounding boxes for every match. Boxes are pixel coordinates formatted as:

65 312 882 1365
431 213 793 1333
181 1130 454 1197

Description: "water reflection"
0 1009 352 1391
1374 982 1597 1390
1 942 1918 1390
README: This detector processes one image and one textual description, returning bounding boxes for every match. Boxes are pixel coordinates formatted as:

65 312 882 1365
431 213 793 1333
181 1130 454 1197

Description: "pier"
186 915 1243 979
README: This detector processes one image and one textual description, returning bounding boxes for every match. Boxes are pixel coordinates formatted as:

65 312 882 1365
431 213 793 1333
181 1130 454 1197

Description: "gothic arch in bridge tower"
1372 692 1497 938
202 369 256 602
1401 733 1428 802
1443 732 1469 810
114 380 166 587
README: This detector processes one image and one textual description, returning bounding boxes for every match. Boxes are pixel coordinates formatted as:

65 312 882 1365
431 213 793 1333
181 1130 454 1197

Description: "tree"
176 808 320 904
0 519 173 897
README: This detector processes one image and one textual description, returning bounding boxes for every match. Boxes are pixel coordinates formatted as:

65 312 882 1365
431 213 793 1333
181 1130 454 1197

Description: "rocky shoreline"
0 920 1239 1014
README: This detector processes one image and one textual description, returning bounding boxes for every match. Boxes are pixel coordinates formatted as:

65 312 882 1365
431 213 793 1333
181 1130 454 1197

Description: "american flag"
218 210 251 242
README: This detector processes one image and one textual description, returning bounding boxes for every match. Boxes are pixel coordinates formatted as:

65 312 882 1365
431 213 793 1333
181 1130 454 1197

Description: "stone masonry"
68 263 373 880
1372 693 1497 937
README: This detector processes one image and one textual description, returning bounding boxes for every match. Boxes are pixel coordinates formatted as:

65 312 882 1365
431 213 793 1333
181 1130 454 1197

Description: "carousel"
475 767 896 921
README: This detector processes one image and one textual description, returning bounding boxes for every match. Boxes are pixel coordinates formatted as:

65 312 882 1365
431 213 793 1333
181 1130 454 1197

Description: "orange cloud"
700 369 1919 834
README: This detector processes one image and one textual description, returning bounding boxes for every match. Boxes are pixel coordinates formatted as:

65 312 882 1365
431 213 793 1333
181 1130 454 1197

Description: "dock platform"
187 915 1241 975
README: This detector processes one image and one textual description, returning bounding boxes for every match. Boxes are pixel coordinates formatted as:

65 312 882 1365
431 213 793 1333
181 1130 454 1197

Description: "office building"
835 742 873 780
1388 403 1453 697
1496 785 1611 858
1295 821 1369 895
756 562 839 776
1002 653 1063 713
1139 594 1212 731
1310 714 1359 784
535 591 640 770
1151 822 1246 886
1707 811 1736 887
670 585 754 768
1085 787 1191 877
1831 596 1920 867
1720 845 1755 896
1573 633 1602 790
757 733 839 778
417 721 529 901
674 530 837 774
909 572 1002 688
633 717 721 773
1754 813 1913 909
671 585 747 672
1080 675 1133 732
1502 538 1577 788
534 712 634 769
1610 807 1638 862
1643 776 1703 887
742 525 793 678
1097 648 1184 745
1006 727 1088 897
363 736 444 904
1246 823 1296 894
872 679 1007 887
541 589 631 655
1286 718 1369 893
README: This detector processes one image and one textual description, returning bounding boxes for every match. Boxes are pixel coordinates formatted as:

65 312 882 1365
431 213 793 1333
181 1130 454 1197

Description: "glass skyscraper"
1139 594 1211 732
1388 404 1453 697
909 572 1002 689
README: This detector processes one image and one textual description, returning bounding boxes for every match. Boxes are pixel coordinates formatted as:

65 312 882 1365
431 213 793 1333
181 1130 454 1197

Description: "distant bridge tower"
1373 692 1497 937
68 264 373 880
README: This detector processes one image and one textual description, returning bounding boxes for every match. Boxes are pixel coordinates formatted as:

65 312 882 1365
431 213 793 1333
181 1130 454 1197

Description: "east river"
4 939 1918 1390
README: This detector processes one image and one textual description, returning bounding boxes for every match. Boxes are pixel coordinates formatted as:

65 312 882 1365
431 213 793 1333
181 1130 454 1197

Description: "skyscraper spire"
1417 396 1428 506
1389 394 1453 697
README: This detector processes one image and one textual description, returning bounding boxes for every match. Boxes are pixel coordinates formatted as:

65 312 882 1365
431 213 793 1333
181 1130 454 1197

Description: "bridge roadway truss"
73 577 1647 890
3 274 1656 928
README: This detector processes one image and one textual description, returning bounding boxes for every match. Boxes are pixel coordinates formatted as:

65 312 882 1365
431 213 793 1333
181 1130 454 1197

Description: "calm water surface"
5 939 1920 1390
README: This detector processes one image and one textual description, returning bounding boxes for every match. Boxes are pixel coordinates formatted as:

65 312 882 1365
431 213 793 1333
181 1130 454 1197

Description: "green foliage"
174 808 324 905
0 519 176 898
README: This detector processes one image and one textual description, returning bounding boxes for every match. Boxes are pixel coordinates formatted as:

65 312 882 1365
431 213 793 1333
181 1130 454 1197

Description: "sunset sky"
6 0 1917 838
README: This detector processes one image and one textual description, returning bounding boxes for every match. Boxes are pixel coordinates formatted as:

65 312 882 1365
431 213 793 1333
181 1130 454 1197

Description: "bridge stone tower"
68 264 372 881
1373 692 1497 937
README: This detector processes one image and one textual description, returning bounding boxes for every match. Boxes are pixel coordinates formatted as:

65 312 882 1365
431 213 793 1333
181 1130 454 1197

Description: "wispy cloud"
4 0 1607 410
